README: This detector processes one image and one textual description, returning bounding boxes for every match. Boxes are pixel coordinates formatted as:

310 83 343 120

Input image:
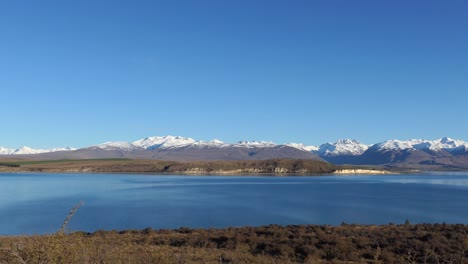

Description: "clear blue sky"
1 0 467 148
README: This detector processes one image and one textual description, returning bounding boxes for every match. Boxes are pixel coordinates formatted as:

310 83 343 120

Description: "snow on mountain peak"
91 136 230 151
376 139 419 151
430 137 466 150
93 141 141 151
319 139 369 156
0 146 75 155
235 141 277 148
375 137 468 152
187 139 229 148
131 137 277 149
336 139 361 144
0 147 16 155
15 146 41 155
284 143 319 152
3 136 466 156
440 137 453 143
132 135 196 150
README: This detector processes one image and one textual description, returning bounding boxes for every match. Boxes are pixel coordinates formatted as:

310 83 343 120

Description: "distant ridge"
1 135 468 169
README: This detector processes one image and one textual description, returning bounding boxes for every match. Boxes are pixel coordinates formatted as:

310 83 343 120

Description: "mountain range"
1 136 468 170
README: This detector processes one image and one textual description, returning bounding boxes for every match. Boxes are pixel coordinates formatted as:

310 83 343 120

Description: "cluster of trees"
0 162 20 168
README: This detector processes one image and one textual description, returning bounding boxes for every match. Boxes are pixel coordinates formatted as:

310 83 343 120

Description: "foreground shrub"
1 223 467 263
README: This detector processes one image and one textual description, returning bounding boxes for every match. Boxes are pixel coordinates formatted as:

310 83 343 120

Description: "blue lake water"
1 172 467 235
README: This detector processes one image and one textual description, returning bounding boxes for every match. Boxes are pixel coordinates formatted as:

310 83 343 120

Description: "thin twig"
60 201 84 234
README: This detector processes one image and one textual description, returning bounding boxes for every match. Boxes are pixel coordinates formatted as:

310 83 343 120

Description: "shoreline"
2 168 467 176
0 169 403 176
2 158 467 175
0 158 335 175
2 221 467 237
333 168 397 174
5 168 468 176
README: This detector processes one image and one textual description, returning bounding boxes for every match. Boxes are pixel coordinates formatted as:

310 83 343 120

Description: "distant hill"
0 159 337 174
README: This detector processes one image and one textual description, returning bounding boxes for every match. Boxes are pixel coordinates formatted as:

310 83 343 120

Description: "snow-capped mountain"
2 136 468 169
284 143 319 152
375 137 468 152
319 139 369 156
0 147 15 155
3 136 467 155
132 136 197 150
92 137 278 151
84 136 371 163
0 146 75 155
92 142 143 151
356 137 468 167
188 139 230 148
91 136 231 151
131 136 234 150
8 135 317 161
88 136 467 155
234 141 277 148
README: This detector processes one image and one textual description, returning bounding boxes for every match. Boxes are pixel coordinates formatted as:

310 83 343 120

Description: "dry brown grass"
1 224 466 264
0 233 289 264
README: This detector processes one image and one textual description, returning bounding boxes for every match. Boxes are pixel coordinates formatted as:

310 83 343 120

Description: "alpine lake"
1 172 467 235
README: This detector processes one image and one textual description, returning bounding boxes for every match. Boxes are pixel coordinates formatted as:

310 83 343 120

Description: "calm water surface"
1 172 467 235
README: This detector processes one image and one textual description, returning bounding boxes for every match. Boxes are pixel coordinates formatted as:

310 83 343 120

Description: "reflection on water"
334 174 468 187
385 178 468 187
0 173 467 235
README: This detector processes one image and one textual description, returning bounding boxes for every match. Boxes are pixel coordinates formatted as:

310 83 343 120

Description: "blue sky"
1 0 467 148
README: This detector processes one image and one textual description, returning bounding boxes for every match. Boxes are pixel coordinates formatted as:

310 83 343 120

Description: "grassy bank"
0 224 466 263
0 158 337 174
